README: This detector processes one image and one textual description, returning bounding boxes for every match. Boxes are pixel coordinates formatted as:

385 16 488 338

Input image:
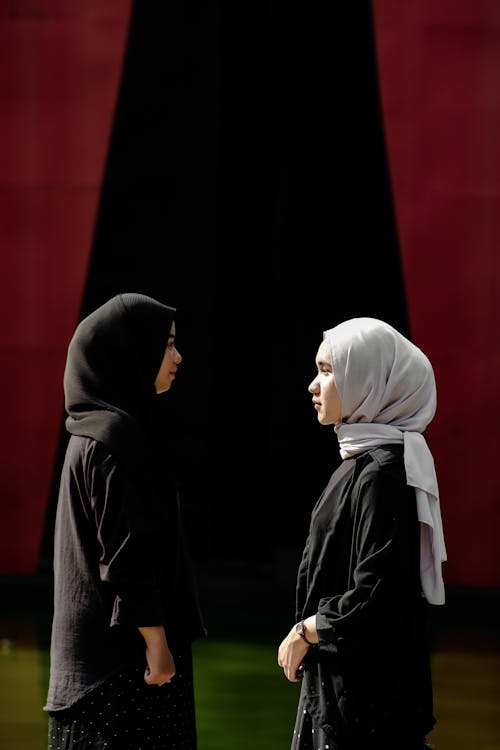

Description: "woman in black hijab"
44 293 205 750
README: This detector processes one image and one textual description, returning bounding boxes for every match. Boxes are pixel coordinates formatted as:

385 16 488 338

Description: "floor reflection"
1 573 499 750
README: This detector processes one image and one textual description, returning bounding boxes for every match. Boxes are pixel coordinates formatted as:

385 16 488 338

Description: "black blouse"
44 436 205 712
296 444 436 745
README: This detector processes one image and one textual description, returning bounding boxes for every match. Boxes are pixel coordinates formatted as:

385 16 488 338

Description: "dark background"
37 1 408 585
2 5 500 748
3 0 500 608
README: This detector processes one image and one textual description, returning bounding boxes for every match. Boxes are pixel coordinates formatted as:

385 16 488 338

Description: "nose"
174 347 182 364
308 376 319 394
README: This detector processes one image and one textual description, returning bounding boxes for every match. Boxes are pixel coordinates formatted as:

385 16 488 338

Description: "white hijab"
323 317 447 605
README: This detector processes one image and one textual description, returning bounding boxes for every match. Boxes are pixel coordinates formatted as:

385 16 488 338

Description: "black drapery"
39 2 408 588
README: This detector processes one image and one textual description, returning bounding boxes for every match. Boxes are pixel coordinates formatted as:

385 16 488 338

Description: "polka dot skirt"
290 693 435 750
291 700 335 750
47 649 197 750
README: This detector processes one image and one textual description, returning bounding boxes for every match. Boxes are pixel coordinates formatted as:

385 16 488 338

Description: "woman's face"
308 339 342 425
154 322 182 394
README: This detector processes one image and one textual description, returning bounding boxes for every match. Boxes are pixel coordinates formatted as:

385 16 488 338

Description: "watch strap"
295 619 314 645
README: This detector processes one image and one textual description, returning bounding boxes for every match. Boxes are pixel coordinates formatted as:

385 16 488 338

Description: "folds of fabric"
336 423 446 604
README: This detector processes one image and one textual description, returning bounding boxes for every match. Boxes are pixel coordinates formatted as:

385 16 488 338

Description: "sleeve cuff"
315 611 341 654
110 592 165 628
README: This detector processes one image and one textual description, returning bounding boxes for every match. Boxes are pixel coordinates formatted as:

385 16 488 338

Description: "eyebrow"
316 358 332 368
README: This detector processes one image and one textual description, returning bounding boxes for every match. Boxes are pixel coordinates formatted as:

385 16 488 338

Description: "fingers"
278 635 308 682
279 661 304 682
144 667 176 686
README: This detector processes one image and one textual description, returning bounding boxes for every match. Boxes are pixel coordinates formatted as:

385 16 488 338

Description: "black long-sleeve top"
45 435 205 712
296 444 436 746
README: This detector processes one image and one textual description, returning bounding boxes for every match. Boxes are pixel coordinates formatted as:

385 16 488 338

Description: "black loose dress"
293 444 436 750
45 436 205 712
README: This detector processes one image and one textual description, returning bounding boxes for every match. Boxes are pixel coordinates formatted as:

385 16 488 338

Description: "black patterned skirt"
291 696 335 750
47 648 196 750
290 690 435 750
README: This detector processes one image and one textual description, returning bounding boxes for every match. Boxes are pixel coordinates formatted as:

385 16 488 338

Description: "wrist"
295 620 315 646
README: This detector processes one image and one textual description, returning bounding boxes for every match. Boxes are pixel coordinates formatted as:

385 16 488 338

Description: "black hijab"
64 293 176 467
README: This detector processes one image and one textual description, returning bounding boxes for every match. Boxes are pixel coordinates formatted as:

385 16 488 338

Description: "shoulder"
351 444 409 508
65 434 114 465
355 444 405 481
65 435 122 488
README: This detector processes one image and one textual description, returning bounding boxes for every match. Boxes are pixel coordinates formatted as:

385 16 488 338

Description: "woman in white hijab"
278 318 446 750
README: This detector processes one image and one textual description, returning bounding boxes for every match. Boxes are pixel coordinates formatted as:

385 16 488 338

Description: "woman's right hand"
138 625 176 686
277 624 310 682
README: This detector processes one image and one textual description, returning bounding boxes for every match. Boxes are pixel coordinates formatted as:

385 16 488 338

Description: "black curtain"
39 1 408 616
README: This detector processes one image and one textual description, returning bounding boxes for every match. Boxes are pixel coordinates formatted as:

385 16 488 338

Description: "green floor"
4 623 500 750
2 574 500 749
0 627 299 750
191 639 299 749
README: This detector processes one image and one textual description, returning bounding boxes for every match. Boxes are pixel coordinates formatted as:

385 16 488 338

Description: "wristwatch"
295 620 314 645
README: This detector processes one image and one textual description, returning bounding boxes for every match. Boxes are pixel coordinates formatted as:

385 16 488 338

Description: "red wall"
372 0 500 586
0 1 131 573
2 1 500 588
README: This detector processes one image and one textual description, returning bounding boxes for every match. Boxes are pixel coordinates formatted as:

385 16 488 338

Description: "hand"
277 624 310 682
138 626 176 686
144 640 175 686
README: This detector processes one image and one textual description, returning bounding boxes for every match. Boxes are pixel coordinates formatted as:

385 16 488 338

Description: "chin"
319 415 335 426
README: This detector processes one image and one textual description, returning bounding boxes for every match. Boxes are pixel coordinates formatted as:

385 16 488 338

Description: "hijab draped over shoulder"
323 317 447 606
64 293 176 468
